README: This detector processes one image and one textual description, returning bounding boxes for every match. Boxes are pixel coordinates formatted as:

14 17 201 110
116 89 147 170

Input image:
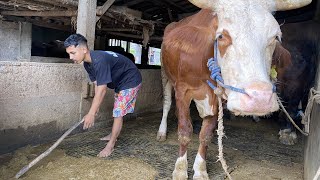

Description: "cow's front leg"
278 110 298 145
157 79 172 141
173 91 192 180
193 115 217 180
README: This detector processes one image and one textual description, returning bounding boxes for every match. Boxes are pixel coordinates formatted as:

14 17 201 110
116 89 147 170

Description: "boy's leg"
98 84 141 157
98 116 123 157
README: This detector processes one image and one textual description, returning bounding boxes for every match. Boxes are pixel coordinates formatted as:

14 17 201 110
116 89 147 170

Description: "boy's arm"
83 83 107 129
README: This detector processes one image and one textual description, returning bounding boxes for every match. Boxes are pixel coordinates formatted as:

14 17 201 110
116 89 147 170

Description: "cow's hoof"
279 129 297 145
173 153 188 180
193 172 209 180
193 153 209 180
157 132 167 142
172 170 188 180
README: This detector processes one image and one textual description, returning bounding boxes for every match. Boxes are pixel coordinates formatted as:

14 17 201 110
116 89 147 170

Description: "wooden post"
96 0 116 22
76 0 97 50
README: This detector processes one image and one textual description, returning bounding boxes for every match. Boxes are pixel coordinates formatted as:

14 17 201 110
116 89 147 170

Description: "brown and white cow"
157 0 312 179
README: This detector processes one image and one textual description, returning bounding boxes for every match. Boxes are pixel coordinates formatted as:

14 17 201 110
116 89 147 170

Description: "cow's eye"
218 34 223 40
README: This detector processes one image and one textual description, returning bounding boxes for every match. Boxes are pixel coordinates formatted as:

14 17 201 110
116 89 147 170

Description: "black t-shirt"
83 50 142 93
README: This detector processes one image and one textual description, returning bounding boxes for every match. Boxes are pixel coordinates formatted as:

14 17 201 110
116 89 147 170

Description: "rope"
277 87 320 136
301 88 320 134
216 93 233 180
207 40 247 95
207 57 247 94
277 96 309 136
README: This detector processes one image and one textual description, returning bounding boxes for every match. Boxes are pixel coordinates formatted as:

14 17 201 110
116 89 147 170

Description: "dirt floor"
0 110 304 180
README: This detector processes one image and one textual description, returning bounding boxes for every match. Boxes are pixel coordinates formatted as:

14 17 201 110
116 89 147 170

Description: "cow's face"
189 0 312 116
216 4 281 116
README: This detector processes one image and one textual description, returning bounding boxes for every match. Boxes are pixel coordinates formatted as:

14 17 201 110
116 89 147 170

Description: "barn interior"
0 0 320 179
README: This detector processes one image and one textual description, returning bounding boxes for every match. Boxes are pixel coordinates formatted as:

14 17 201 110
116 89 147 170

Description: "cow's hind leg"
157 69 172 141
172 88 192 180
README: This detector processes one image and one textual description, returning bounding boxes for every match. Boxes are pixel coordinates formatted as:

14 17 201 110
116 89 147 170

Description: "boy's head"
64 34 89 64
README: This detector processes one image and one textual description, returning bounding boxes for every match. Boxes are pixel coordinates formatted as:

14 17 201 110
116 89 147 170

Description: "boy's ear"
80 46 88 53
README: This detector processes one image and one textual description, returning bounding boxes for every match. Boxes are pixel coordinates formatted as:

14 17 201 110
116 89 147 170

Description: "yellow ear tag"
270 65 277 80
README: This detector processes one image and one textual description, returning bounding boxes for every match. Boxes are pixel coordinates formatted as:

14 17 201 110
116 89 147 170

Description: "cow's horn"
275 0 312 11
188 0 216 9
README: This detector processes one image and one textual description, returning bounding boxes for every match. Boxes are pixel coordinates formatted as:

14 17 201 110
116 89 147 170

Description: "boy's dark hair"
64 34 88 48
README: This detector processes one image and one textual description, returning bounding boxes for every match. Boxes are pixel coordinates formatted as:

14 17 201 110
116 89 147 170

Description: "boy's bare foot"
97 143 114 158
100 133 118 141
100 133 112 141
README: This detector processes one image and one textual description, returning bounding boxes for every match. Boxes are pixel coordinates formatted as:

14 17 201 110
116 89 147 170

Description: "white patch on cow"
193 153 209 180
194 94 214 118
172 152 188 180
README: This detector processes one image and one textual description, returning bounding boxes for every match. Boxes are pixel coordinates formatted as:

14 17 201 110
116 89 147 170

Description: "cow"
272 40 316 145
158 0 312 179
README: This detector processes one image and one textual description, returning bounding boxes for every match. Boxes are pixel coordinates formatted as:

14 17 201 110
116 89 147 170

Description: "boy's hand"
83 114 95 129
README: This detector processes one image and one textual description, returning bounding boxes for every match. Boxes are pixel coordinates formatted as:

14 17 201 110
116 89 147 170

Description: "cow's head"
189 0 311 116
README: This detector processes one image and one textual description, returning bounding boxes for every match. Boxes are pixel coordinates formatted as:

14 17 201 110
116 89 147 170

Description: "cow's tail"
160 44 173 104
157 45 173 141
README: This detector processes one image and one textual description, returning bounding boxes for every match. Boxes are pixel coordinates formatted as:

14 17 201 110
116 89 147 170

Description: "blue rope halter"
207 40 247 94
206 39 277 94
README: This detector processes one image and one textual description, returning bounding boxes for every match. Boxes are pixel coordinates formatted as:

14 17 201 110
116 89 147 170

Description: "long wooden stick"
15 95 84 179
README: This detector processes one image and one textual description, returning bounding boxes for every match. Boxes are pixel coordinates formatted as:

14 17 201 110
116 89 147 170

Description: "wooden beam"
97 0 116 16
96 0 116 22
122 0 145 7
107 32 162 41
1 10 76 17
3 0 64 11
34 0 78 8
99 28 140 33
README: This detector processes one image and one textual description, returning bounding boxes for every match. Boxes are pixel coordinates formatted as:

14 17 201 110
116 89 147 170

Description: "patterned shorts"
113 84 141 117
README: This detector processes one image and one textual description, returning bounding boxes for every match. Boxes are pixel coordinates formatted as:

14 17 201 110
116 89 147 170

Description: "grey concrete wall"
0 21 31 61
31 56 71 63
0 62 162 154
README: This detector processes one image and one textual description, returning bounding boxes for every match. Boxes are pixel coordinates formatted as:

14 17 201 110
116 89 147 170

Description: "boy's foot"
97 143 114 158
100 133 112 141
100 133 117 141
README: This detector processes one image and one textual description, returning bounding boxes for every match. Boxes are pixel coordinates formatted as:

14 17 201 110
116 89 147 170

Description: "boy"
64 34 142 157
